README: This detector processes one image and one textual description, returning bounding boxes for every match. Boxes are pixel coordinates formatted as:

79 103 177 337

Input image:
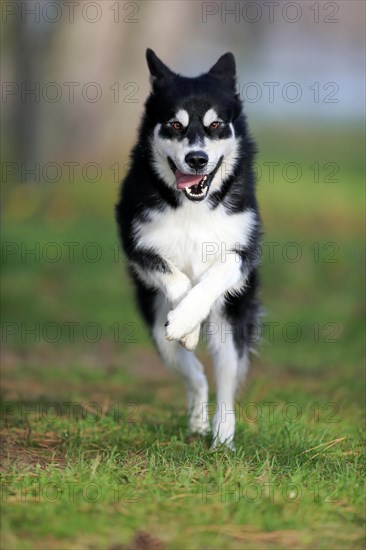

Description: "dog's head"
145 49 243 202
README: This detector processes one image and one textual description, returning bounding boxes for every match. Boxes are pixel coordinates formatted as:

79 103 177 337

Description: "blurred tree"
13 0 57 171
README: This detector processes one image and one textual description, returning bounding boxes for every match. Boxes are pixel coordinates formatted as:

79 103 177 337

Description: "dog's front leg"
165 254 245 344
157 266 202 351
160 265 201 351
131 249 191 304
131 248 200 350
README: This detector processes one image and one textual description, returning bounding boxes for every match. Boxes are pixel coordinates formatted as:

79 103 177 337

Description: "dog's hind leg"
152 293 210 435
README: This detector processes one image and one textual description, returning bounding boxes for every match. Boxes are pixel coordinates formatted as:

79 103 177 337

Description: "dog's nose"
185 151 208 170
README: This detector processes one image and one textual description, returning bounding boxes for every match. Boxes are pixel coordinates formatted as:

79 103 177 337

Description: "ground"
1 124 364 549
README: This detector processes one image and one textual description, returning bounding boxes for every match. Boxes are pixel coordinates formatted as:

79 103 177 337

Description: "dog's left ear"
146 48 175 83
208 52 236 87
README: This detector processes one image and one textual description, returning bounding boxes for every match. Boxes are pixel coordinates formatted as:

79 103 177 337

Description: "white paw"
179 325 200 351
211 413 236 450
211 438 236 451
190 423 210 436
165 296 209 342
165 308 198 342
189 409 210 435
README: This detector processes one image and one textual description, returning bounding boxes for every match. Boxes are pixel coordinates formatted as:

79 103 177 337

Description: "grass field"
1 124 365 549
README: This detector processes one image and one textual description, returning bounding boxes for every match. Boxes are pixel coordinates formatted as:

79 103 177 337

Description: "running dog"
116 49 261 448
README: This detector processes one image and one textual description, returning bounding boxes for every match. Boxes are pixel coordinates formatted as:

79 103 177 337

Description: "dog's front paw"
165 308 198 343
165 292 210 343
179 325 200 351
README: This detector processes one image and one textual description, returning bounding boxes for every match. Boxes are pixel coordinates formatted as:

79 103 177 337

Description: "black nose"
185 151 208 170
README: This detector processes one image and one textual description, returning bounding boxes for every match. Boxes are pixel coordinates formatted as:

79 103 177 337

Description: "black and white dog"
116 49 261 448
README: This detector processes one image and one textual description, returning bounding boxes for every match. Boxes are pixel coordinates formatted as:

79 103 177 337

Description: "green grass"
1 125 365 549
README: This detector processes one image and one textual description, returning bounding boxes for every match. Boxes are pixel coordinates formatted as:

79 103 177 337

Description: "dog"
115 49 261 448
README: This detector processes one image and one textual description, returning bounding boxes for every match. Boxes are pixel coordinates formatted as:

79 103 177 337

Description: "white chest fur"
133 203 255 282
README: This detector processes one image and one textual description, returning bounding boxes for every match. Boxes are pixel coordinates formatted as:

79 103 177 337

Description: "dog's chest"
134 204 254 281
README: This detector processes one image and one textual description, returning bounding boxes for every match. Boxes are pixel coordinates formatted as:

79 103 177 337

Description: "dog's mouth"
168 157 223 202
176 172 210 201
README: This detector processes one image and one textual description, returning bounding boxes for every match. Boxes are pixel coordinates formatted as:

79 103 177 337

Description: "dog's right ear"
208 52 236 89
146 49 175 83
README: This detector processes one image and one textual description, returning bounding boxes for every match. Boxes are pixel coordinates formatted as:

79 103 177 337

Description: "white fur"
208 309 247 449
131 260 191 306
150 123 240 192
150 125 190 187
179 325 201 351
133 205 256 353
133 205 256 282
152 294 210 435
171 109 189 127
203 108 222 127
165 251 245 341
203 124 239 190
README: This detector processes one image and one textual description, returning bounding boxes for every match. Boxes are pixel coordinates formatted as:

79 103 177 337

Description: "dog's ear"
146 49 175 83
208 52 236 87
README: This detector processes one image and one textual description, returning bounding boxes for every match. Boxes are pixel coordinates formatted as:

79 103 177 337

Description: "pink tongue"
175 170 203 190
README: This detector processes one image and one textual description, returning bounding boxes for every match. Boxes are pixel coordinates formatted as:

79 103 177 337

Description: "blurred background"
1 0 364 163
1 0 364 389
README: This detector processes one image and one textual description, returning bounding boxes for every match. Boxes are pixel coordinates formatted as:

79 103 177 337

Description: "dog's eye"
210 121 221 129
170 121 183 131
